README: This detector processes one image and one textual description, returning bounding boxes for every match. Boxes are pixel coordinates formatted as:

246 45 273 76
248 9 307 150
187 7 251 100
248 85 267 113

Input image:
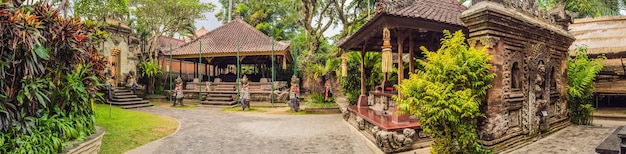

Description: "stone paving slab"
125 106 373 154
510 125 616 154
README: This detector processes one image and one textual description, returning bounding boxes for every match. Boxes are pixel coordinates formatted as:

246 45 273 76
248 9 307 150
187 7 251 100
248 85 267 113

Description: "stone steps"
200 100 237 106
109 97 143 102
208 94 234 97
105 87 152 109
113 95 138 99
114 92 135 96
213 88 235 91
205 97 233 101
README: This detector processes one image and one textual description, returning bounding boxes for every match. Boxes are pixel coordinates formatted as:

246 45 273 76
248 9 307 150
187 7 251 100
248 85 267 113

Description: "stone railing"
65 126 105 154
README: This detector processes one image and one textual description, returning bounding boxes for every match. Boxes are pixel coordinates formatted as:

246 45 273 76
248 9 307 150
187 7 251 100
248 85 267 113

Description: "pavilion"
337 0 467 152
163 16 293 105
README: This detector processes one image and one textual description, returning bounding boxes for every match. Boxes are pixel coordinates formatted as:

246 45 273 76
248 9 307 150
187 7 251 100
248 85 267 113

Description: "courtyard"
97 98 624 154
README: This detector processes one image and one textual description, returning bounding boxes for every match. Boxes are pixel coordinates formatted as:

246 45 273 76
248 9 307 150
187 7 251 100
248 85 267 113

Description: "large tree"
132 0 215 61
536 0 625 18
214 0 299 40
72 0 130 21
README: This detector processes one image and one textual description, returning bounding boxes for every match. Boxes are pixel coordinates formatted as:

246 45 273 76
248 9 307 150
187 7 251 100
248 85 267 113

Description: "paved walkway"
125 106 374 154
509 125 615 154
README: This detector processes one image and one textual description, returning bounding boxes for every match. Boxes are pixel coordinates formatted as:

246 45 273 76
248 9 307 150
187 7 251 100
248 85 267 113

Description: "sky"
194 0 342 38
194 0 626 39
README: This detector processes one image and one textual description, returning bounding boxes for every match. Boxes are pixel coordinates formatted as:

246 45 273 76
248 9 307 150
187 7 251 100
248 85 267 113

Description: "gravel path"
125 106 373 154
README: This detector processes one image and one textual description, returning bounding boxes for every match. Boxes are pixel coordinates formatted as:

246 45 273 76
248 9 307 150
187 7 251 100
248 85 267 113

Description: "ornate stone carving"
110 47 121 56
341 108 350 120
371 126 416 153
356 116 366 130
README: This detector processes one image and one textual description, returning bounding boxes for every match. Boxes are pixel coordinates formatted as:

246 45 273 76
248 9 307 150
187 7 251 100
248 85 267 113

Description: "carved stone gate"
461 0 575 151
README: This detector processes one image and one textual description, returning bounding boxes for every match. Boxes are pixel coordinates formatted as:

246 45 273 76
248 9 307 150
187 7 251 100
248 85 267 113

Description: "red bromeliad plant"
0 1 107 152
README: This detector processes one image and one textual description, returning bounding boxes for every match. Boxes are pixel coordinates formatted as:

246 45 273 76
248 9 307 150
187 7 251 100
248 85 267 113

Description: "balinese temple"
569 16 626 108
163 16 293 105
101 18 140 87
339 0 575 153
338 0 467 152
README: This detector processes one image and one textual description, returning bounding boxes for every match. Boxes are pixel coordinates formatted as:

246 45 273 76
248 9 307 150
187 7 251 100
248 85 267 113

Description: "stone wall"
461 1 575 151
65 126 105 154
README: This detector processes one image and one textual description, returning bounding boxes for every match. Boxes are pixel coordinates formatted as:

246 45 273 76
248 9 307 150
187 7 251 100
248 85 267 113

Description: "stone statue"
535 63 547 109
371 126 416 153
356 116 366 130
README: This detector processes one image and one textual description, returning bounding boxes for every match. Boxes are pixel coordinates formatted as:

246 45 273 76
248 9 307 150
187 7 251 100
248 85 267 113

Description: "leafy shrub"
0 2 105 153
138 60 162 94
567 46 604 125
394 30 495 153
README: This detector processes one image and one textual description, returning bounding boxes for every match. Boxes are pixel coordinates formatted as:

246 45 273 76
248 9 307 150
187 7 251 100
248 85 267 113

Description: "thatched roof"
569 16 626 58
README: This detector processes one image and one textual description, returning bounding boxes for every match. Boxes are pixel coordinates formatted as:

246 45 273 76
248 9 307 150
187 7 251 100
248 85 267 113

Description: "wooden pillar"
358 46 368 108
409 32 414 72
179 60 182 77
397 33 405 94
194 62 198 78
394 30 409 123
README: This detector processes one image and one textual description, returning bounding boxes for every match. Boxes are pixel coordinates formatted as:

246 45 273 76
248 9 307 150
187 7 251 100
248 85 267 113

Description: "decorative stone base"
64 126 105 154
482 119 570 152
342 107 431 153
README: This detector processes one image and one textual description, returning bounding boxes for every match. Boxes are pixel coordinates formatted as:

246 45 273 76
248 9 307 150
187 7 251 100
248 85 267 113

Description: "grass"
95 104 178 154
305 101 339 107
285 108 307 115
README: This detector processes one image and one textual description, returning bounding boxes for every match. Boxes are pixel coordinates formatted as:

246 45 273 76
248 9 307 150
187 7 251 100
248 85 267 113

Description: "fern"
394 30 495 153
567 45 604 125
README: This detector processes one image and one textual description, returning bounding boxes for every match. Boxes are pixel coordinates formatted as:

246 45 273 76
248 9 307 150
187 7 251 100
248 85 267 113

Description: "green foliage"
73 0 130 21
306 92 335 104
215 0 299 40
132 0 215 61
394 30 495 153
536 0 624 18
138 60 162 94
0 3 104 153
567 46 604 125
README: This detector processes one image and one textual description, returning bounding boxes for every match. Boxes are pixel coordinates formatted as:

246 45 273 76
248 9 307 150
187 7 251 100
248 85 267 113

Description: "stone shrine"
461 0 575 150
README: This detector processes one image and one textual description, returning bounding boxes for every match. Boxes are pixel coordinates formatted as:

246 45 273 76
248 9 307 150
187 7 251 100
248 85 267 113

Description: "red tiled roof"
166 17 289 56
159 36 186 54
378 0 467 26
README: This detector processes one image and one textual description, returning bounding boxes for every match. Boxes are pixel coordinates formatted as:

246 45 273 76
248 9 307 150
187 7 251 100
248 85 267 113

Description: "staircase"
107 87 153 109
201 93 237 105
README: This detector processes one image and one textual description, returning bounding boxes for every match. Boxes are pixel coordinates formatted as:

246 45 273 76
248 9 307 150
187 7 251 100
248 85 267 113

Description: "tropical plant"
0 2 105 152
138 60 163 94
567 46 604 125
394 30 495 153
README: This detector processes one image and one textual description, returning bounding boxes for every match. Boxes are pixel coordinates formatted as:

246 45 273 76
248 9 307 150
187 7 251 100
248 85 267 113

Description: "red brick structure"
461 1 575 151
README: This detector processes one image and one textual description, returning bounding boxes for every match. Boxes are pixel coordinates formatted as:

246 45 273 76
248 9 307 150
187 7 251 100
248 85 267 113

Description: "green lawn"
95 104 178 154
305 101 339 107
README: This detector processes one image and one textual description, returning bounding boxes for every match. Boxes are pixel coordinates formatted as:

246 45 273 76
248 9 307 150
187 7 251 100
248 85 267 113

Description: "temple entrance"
111 47 121 87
